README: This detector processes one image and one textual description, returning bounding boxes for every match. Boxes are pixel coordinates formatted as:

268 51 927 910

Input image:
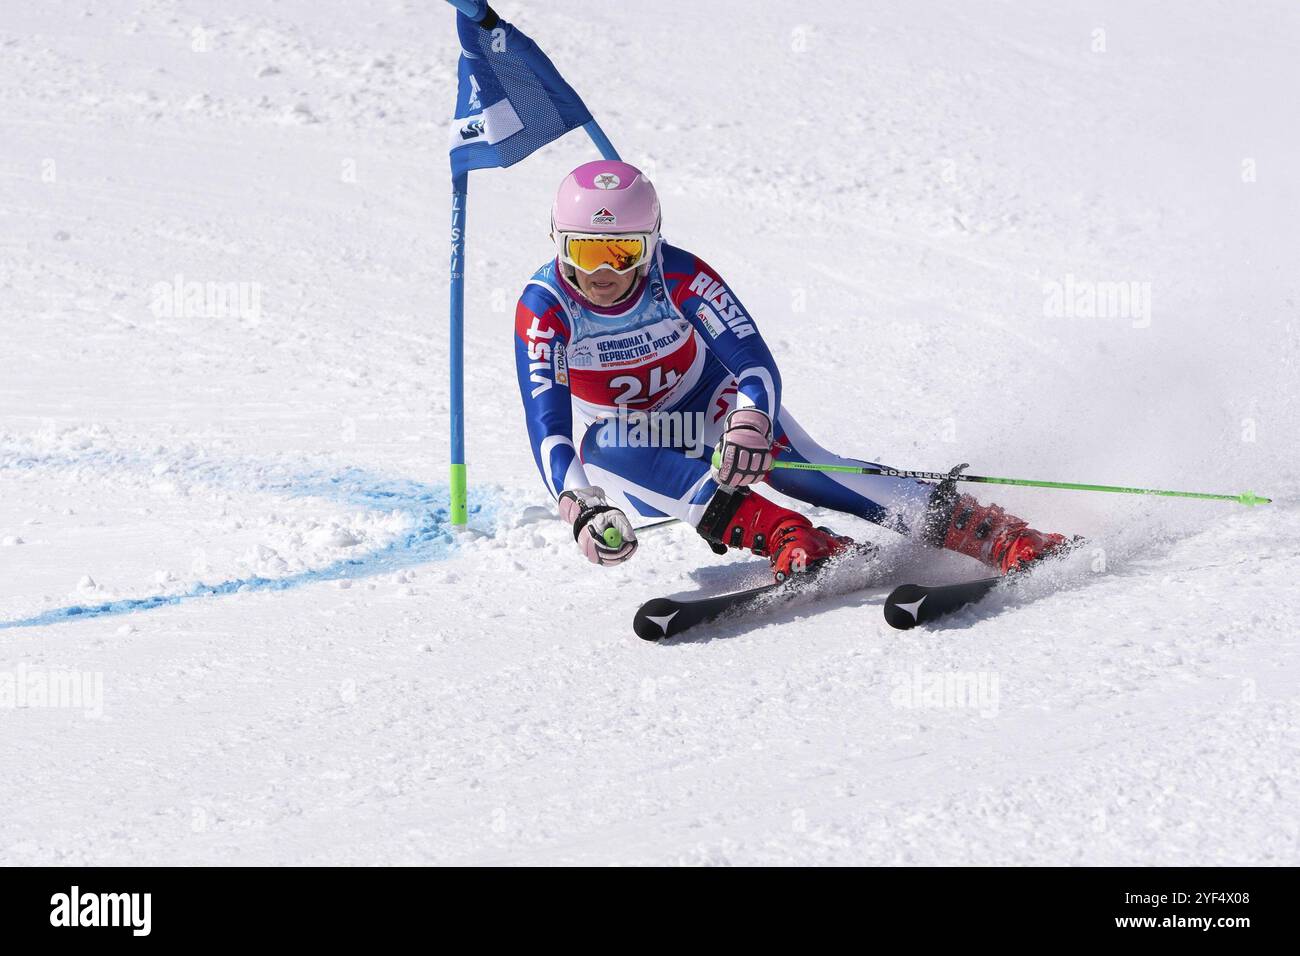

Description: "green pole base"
450 463 468 527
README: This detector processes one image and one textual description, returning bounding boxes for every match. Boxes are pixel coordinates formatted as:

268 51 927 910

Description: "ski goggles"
557 232 653 275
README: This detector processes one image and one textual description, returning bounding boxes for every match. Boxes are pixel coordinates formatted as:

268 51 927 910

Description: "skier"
514 160 1069 581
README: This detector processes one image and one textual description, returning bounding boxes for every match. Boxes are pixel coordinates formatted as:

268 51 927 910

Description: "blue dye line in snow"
0 452 495 630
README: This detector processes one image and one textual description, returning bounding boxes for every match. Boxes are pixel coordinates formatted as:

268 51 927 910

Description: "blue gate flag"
450 8 595 175
443 0 620 528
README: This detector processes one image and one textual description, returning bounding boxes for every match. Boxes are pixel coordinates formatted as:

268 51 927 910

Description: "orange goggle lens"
563 235 649 275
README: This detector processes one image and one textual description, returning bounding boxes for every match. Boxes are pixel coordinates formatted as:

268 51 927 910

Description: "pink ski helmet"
552 160 661 279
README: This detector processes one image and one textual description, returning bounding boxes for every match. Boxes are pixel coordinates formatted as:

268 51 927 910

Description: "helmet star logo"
594 173 621 190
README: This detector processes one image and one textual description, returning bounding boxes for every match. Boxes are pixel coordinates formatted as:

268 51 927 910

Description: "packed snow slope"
1 0 1297 865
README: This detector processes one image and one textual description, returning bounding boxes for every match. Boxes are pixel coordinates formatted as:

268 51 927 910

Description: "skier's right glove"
712 408 774 488
558 486 638 566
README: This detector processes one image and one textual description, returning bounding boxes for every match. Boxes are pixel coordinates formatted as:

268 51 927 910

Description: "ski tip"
633 598 681 642
882 583 928 630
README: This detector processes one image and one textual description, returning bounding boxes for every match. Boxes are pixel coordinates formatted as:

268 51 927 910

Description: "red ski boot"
929 491 1070 574
696 487 851 582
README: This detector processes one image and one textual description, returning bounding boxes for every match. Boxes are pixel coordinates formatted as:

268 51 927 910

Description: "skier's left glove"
713 408 774 488
558 487 638 566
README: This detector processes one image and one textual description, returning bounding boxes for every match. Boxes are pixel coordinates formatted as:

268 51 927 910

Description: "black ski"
634 546 880 641
883 535 1088 629
634 580 785 640
882 577 1002 630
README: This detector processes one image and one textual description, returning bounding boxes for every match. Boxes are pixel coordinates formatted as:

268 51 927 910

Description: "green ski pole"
710 452 1271 507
